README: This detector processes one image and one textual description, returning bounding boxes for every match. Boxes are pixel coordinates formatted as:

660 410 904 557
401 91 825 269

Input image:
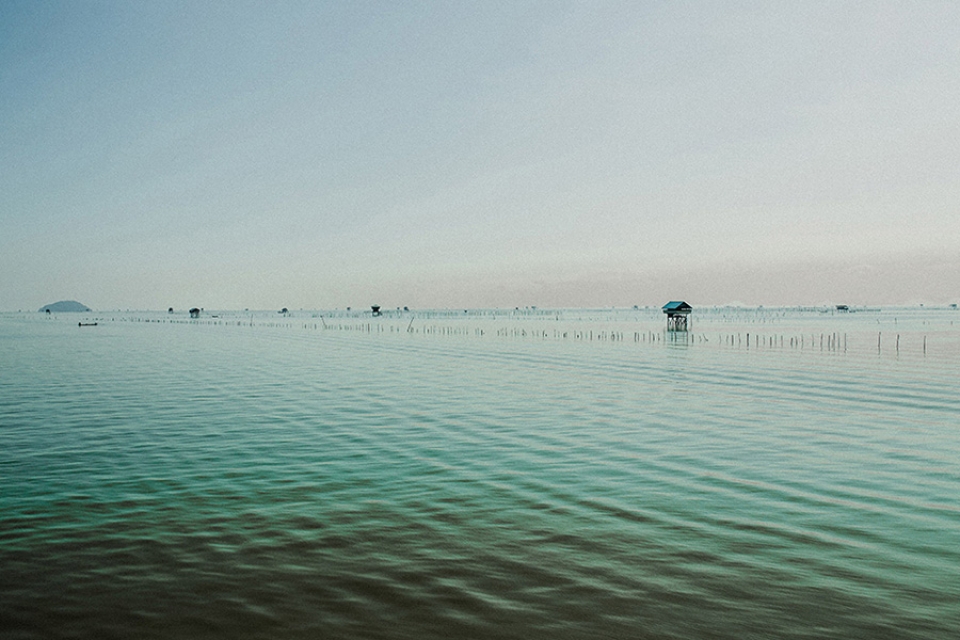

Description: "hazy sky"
2 1 958 311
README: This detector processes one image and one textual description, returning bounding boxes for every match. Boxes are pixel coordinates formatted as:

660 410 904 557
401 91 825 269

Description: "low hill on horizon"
39 300 92 313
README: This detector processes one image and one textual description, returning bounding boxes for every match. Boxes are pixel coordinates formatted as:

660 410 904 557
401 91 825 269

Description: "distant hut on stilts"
662 301 692 332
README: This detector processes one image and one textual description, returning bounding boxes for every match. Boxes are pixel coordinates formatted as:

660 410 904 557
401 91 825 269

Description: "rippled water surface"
2 309 959 639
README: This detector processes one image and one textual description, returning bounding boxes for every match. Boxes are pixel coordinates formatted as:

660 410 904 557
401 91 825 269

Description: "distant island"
39 300 91 313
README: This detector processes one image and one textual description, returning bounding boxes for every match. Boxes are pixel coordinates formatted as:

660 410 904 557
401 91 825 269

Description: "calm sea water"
2 308 959 639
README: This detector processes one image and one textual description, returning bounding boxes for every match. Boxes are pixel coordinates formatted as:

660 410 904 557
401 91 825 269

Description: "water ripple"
2 313 959 638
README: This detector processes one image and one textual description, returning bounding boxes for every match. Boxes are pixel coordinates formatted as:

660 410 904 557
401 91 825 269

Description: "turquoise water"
2 309 959 639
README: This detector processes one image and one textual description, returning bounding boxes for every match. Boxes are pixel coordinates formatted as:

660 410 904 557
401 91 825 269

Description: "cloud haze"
2 1 958 310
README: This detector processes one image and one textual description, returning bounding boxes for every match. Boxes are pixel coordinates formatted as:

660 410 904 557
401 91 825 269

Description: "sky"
2 1 959 311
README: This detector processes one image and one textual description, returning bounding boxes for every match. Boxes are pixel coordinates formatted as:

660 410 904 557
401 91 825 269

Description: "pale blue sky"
2 1 958 311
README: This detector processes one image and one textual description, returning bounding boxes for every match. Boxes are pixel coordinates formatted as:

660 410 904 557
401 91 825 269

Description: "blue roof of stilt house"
662 301 692 313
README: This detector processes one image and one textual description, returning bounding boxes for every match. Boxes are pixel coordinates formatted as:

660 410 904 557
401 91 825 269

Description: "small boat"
78 322 98 327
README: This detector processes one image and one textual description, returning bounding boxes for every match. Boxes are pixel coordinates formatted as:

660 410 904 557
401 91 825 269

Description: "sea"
2 306 959 639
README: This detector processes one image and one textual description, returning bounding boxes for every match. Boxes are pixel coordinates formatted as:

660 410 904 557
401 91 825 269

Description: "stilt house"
662 301 692 332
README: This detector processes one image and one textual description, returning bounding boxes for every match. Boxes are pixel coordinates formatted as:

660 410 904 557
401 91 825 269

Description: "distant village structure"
662 301 692 332
189 308 200 318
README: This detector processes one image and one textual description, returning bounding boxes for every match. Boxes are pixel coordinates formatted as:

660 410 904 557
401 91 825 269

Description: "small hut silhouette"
371 305 382 316
662 301 692 332
189 308 200 318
